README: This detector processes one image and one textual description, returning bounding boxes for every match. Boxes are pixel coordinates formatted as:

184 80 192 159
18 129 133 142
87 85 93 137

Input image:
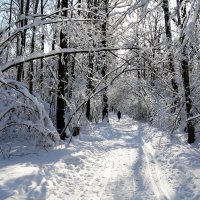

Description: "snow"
0 114 200 200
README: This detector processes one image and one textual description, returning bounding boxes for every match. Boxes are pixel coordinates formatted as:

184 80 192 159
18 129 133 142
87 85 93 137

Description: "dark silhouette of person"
117 111 121 121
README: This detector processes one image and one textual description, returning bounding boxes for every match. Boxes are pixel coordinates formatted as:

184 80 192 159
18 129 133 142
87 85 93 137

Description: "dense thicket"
0 0 199 158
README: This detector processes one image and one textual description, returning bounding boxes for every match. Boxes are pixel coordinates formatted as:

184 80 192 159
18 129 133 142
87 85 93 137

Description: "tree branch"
1 46 146 73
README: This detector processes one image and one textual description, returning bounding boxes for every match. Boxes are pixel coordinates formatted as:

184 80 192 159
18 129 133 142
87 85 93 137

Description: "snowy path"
66 116 169 200
0 114 200 200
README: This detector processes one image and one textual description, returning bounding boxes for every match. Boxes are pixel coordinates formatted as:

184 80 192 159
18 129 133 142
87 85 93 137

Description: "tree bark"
179 0 195 143
57 0 69 140
29 0 39 94
162 0 178 112
17 0 24 81
6 0 13 62
40 0 44 89
85 0 95 121
86 52 94 120
77 0 81 16
68 0 76 99
101 0 109 122
17 0 30 81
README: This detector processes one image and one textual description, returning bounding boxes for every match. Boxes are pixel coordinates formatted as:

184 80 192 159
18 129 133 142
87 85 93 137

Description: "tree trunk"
77 0 81 15
17 0 30 81
101 0 109 122
85 0 95 121
86 52 94 120
86 99 91 120
6 0 13 62
179 0 195 143
57 0 69 140
40 0 44 89
17 0 24 81
29 0 39 94
68 0 76 99
162 0 178 112
68 54 76 98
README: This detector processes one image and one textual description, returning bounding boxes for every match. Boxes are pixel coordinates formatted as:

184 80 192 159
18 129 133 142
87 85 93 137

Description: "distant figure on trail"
117 111 121 121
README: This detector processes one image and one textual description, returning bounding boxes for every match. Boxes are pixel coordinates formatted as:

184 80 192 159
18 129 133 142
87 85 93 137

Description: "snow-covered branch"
1 46 144 73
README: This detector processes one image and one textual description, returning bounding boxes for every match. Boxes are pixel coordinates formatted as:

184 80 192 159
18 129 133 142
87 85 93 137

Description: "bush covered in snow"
0 78 60 159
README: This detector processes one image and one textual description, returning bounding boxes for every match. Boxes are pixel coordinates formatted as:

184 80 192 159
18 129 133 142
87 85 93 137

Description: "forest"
0 0 200 158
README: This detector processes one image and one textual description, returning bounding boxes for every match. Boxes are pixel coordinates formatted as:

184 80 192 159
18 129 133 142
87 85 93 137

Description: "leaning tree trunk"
179 0 195 143
56 0 68 140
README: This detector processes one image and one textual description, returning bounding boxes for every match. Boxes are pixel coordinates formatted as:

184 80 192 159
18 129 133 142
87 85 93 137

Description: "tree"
85 0 96 121
56 0 69 140
17 0 30 81
162 0 178 112
178 0 195 143
100 0 109 122
29 0 40 94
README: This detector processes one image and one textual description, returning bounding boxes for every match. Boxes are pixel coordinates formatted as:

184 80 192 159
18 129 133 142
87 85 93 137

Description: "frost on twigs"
0 78 60 159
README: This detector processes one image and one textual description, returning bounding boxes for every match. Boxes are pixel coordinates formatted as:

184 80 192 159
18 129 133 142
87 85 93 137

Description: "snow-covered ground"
0 114 200 200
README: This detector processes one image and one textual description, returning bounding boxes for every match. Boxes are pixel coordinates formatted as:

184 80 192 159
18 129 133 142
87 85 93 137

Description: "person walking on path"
117 111 121 121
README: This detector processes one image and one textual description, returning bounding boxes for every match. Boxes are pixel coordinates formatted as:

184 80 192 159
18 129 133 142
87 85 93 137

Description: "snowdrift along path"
0 114 200 200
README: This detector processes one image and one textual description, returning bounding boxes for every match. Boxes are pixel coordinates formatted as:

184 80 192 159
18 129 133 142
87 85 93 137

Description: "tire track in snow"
100 148 136 200
112 117 171 200
76 152 113 200
49 115 172 200
73 148 136 200
141 136 173 200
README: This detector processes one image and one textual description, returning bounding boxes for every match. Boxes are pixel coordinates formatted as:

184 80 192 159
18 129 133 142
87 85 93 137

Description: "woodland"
0 0 200 158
